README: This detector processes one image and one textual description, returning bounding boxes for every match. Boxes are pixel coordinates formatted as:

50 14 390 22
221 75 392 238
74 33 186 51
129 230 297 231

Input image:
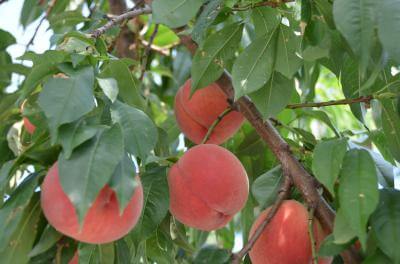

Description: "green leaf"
377 0 400 63
38 67 95 138
312 138 347 195
191 23 243 91
380 99 400 163
249 71 294 119
0 160 14 197
192 0 224 45
0 195 41 264
318 234 355 257
338 149 379 248
58 124 124 223
314 0 336 29
0 29 16 51
111 101 158 159
48 10 88 34
275 25 302 78
193 245 230 264
99 60 145 110
152 0 203 28
109 154 138 213
78 243 115 264
29 225 62 257
20 0 43 28
251 166 283 209
363 249 392 264
0 173 39 251
232 29 278 99
333 0 376 71
57 121 100 159
20 64 58 100
132 166 169 242
97 78 119 103
370 189 400 263
333 208 357 244
252 6 281 37
114 240 131 264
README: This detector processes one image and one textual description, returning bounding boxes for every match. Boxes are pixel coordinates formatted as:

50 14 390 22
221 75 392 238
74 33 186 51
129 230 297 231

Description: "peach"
249 200 331 264
21 100 36 134
168 144 248 231
41 163 143 244
69 252 78 264
174 79 244 144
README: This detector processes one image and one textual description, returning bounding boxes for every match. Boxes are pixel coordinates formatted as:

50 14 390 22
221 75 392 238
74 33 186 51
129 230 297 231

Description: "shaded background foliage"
0 0 400 263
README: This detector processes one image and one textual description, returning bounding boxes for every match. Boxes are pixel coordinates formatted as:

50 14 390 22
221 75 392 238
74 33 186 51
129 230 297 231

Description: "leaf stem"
200 107 233 144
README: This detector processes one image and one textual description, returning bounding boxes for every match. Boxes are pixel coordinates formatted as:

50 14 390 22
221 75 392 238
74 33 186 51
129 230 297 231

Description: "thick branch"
91 6 152 38
286 95 374 109
232 176 292 264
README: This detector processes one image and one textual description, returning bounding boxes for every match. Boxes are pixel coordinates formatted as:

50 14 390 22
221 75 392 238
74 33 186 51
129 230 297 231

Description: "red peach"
41 163 143 244
174 79 244 144
249 200 331 264
168 144 248 231
21 100 36 134
69 252 78 264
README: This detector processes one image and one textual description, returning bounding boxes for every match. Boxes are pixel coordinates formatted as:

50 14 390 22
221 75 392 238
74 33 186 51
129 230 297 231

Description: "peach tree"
0 0 399 263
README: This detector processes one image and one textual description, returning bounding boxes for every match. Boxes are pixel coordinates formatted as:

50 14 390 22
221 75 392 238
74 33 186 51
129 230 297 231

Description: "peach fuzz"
174 79 244 144
249 200 331 264
168 144 248 231
41 163 143 244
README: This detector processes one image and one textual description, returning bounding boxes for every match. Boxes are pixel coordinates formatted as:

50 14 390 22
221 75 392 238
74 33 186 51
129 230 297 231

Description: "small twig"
201 108 233 144
231 175 292 263
286 95 374 109
232 0 295 11
140 24 159 81
26 0 57 49
308 206 318 264
91 6 152 38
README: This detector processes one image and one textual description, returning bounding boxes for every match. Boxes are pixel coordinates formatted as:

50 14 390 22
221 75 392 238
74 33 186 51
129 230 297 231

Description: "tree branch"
140 24 159 81
178 34 361 264
91 6 152 38
201 107 233 144
286 95 374 109
231 175 292 264
26 0 57 49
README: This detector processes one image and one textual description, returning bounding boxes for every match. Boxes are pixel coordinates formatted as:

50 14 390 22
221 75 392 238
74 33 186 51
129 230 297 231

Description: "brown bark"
108 0 137 59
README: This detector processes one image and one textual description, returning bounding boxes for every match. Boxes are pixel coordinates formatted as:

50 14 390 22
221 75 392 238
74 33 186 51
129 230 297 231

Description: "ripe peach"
21 100 36 134
41 163 143 244
174 79 244 144
168 144 248 231
249 200 331 264
69 252 78 264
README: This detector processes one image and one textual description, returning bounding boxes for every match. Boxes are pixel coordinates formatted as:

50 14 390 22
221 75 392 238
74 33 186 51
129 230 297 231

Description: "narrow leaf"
371 189 400 263
275 25 302 78
249 71 294 119
109 154 138 213
251 166 283 209
111 101 158 159
338 149 379 248
191 23 243 91
131 166 169 242
252 6 281 37
192 0 223 45
380 99 400 163
232 29 278 99
377 0 400 63
312 138 347 195
152 0 202 28
58 124 124 223
29 225 62 257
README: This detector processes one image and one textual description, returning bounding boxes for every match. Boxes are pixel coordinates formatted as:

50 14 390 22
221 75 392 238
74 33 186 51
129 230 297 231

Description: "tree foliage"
0 0 400 263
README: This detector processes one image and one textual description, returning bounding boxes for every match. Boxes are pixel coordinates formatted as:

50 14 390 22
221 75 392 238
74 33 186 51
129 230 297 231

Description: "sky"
0 0 52 91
